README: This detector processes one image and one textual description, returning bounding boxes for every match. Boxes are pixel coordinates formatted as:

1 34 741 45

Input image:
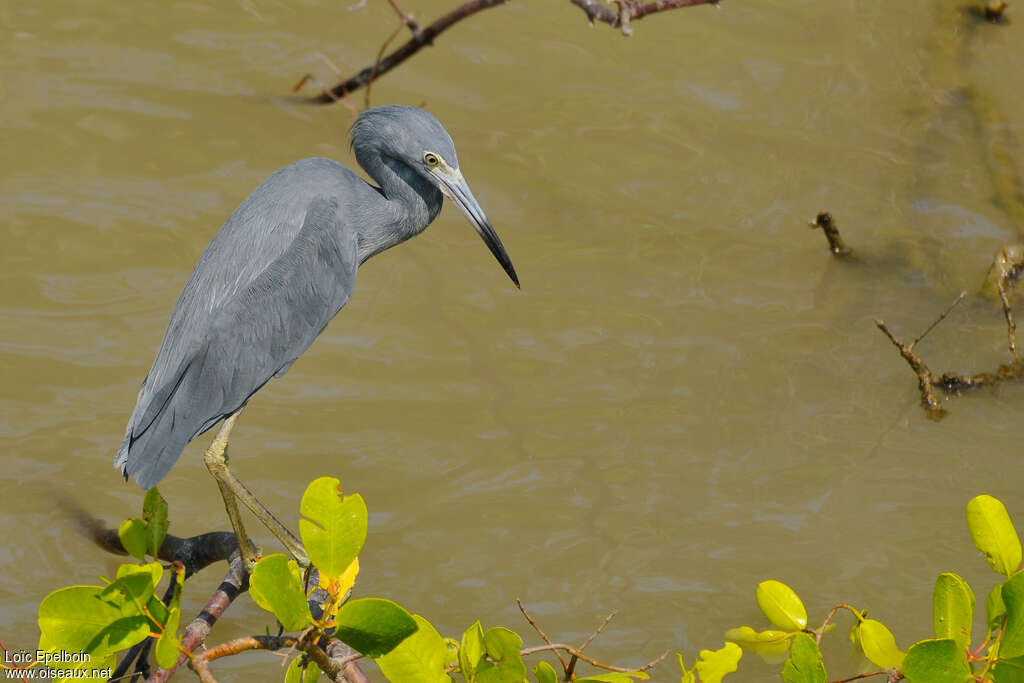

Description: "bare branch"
998 276 1020 360
312 0 508 103
912 291 966 349
517 599 568 670
875 318 947 420
828 671 894 683
309 0 719 102
520 643 668 673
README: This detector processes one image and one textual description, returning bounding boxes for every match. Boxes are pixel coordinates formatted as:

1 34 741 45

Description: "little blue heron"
114 105 519 564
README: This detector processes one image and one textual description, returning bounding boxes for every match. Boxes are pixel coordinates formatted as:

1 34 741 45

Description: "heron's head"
352 105 519 288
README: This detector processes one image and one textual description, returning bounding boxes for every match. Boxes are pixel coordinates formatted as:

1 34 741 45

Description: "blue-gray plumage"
116 105 518 490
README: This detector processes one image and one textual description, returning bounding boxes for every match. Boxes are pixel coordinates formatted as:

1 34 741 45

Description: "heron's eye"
424 152 440 167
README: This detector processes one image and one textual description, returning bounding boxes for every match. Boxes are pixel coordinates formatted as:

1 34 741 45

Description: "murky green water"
3 0 1023 679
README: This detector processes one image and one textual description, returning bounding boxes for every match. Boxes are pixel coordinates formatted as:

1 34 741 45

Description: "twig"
188 634 363 683
828 671 894 683
998 278 1019 359
567 610 618 678
312 0 508 103
309 0 719 102
813 604 862 646
517 599 567 670
875 319 947 420
386 0 422 34
326 639 371 683
520 644 668 673
912 291 966 348
365 19 407 109
579 610 617 652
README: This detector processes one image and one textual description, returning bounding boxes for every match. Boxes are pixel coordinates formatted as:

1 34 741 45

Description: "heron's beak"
432 165 520 288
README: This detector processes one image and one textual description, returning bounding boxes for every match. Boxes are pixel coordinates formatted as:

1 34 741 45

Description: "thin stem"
520 644 667 673
911 291 966 349
517 599 568 670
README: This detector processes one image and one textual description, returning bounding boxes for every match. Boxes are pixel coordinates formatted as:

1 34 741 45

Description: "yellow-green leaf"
38 586 149 658
967 495 1022 577
693 642 742 683
533 660 558 683
781 633 825 683
154 606 181 669
142 487 169 558
724 626 791 661
756 580 807 631
461 620 485 679
298 477 367 581
286 656 321 683
376 614 452 683
1001 571 1024 658
855 619 904 669
901 638 971 683
118 518 148 561
249 554 312 631
932 573 974 649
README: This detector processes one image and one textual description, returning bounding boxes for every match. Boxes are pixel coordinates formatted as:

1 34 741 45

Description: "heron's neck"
356 152 443 264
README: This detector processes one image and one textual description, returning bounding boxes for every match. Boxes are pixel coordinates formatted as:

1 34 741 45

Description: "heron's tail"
114 356 224 490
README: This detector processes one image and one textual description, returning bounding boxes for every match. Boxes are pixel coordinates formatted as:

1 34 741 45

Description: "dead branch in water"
875 259 1024 420
305 0 720 105
810 212 854 257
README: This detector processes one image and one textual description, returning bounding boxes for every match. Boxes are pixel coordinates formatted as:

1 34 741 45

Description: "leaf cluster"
684 494 1024 683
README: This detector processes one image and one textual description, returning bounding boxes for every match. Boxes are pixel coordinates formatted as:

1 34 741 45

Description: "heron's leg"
203 412 310 568
203 414 259 568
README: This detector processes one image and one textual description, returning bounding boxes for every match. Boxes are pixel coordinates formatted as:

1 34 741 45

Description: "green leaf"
855 619 904 669
376 614 452 683
334 598 418 657
286 656 321 683
992 655 1024 683
991 582 1009 636
476 627 526 683
155 606 181 669
755 580 807 631
100 562 163 610
693 642 742 683
298 477 368 581
38 585 150 658
533 660 558 683
1001 571 1024 658
461 620 486 680
143 487 169 557
781 633 825 683
249 554 313 631
118 518 148 561
933 572 975 649
154 562 185 668
967 495 1022 577
901 638 971 683
724 626 791 661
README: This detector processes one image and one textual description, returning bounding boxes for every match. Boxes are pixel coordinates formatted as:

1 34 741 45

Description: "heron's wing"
116 194 358 489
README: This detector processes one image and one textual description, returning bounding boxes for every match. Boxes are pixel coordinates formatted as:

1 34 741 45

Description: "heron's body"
116 106 517 489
